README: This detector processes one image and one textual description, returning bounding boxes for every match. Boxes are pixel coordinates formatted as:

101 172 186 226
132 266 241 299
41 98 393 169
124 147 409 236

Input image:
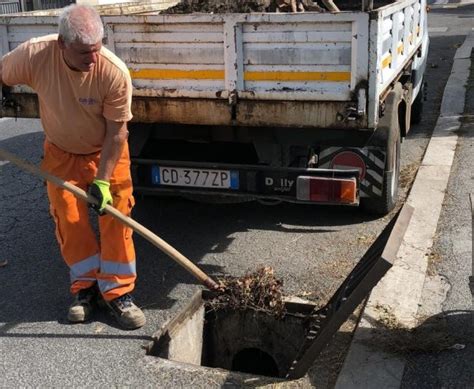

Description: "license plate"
151 166 239 189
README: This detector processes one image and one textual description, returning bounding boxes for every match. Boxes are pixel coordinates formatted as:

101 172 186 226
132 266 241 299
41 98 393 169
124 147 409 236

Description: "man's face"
59 38 102 72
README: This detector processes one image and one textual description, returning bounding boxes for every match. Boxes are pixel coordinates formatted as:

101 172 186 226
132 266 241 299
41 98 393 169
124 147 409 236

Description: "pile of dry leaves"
162 0 330 14
207 266 286 316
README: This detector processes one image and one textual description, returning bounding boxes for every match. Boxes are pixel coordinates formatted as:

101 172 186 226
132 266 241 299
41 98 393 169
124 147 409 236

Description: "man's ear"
57 36 66 50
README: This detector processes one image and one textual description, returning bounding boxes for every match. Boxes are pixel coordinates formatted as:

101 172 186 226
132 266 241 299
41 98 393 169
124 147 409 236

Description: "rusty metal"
1 93 367 129
236 100 365 129
131 98 232 126
286 203 414 379
1 93 39 119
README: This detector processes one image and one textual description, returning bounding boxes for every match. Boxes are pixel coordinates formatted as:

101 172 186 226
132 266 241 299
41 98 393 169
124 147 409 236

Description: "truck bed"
1 0 427 130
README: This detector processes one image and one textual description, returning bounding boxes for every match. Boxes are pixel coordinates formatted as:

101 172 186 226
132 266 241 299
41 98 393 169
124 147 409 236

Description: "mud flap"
361 82 403 215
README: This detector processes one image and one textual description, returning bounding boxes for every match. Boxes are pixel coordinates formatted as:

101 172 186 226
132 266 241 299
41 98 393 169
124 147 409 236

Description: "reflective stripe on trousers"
41 141 136 301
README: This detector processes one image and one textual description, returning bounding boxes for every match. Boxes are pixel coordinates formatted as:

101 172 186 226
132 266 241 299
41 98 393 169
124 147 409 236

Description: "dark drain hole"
149 294 313 379
231 348 279 377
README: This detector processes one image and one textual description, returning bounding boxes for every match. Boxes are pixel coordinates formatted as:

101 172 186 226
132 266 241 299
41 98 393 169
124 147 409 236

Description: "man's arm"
96 119 129 181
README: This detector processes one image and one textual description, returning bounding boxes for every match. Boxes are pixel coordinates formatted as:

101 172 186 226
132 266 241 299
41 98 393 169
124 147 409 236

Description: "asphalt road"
0 5 472 388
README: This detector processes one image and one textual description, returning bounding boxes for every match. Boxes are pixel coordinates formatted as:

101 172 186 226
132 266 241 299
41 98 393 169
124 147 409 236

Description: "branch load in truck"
0 0 429 214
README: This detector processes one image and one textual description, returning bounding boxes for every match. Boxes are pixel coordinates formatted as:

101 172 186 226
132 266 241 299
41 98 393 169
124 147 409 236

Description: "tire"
361 130 400 215
411 84 424 125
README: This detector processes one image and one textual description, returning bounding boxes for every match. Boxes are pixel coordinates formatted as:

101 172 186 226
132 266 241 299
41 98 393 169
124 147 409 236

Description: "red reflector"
330 151 366 181
297 176 358 205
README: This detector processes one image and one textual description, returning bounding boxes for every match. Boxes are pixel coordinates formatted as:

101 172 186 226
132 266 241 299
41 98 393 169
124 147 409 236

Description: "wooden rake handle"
0 148 219 290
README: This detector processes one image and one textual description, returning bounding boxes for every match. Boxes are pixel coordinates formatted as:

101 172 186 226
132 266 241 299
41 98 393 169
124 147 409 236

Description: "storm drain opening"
146 291 316 379
147 206 413 379
232 348 279 377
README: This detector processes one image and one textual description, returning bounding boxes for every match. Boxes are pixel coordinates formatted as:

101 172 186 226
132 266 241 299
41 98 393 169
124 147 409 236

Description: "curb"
335 31 473 389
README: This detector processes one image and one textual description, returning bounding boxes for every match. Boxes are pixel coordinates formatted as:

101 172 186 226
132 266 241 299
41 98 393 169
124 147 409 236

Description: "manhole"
146 291 316 378
146 205 413 379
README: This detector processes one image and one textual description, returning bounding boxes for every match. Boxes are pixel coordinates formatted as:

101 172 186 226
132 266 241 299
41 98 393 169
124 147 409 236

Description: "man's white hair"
58 4 104 45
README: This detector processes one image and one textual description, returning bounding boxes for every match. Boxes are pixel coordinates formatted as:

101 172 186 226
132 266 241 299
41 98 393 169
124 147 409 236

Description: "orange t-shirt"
2 34 133 155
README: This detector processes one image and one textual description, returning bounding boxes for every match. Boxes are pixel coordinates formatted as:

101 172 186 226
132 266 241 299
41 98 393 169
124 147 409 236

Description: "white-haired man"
0 4 145 329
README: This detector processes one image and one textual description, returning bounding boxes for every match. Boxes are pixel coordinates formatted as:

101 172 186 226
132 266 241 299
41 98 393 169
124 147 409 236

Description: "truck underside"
129 120 385 208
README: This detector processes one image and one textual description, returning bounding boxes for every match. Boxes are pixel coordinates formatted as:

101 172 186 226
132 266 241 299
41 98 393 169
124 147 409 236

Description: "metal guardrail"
38 0 74 10
0 1 21 14
0 0 75 13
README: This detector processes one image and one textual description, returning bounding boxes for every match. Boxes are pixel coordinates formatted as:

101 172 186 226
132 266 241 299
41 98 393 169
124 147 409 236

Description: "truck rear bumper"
131 159 360 206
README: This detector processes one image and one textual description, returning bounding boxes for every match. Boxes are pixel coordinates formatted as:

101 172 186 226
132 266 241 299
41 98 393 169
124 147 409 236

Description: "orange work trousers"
41 141 136 301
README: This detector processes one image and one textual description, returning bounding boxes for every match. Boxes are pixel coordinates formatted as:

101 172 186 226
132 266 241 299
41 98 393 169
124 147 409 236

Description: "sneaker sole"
105 304 146 330
119 316 146 330
67 311 91 323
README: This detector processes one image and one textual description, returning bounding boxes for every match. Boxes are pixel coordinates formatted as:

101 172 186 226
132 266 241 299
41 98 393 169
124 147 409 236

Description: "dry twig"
207 266 286 316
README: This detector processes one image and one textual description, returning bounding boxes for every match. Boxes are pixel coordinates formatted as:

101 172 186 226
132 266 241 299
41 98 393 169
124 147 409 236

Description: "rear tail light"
297 176 358 205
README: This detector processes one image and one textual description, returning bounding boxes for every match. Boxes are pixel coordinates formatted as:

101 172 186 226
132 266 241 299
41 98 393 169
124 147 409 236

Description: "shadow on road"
0 31 468 327
179 310 472 388
0 131 379 326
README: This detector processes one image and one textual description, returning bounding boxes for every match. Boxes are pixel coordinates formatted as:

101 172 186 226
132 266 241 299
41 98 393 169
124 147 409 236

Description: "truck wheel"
362 130 400 215
411 83 424 125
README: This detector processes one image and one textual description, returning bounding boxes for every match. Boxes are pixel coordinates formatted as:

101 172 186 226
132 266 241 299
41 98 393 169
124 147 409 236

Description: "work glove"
88 179 113 215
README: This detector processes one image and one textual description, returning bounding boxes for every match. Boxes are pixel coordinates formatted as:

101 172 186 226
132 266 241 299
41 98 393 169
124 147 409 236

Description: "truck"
0 0 429 214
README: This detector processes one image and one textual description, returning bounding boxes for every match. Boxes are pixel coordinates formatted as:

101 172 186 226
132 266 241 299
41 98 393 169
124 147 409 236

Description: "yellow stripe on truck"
129 69 225 80
130 69 351 82
244 71 351 82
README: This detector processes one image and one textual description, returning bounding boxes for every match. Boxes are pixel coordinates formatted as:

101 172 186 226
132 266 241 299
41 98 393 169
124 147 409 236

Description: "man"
0 4 145 329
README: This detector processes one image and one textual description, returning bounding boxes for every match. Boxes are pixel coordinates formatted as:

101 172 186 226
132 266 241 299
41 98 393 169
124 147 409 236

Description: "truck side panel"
104 13 370 128
2 1 427 130
368 0 427 127
1 12 369 129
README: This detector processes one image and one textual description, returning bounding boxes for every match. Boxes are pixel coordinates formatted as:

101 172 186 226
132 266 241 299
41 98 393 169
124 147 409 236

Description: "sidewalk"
401 50 474 389
336 32 474 388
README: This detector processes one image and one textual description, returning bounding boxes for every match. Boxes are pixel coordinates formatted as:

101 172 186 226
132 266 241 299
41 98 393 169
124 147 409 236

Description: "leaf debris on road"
208 266 286 316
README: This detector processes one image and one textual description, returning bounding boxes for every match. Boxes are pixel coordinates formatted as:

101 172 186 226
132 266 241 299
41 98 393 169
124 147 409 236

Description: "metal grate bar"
286 203 414 379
